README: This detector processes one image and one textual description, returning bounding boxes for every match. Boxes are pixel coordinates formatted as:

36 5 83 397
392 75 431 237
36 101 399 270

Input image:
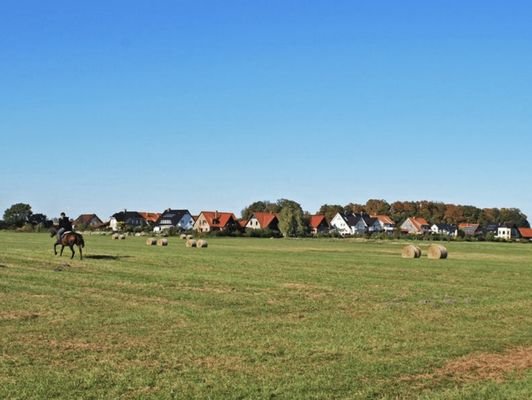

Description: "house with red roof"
518 227 532 241
194 211 239 233
245 212 279 231
400 217 430 235
309 215 329 235
138 212 161 225
458 223 482 236
373 215 396 233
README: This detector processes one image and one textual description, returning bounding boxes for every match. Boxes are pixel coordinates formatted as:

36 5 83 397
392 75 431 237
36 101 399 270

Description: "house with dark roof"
330 213 381 236
430 223 457 236
400 217 431 235
74 214 103 228
110 210 145 231
458 223 482 236
309 215 330 235
154 209 194 232
496 224 519 240
193 211 239 233
245 212 279 231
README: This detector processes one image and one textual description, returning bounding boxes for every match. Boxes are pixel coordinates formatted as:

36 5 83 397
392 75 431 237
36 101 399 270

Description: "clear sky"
1 1 531 220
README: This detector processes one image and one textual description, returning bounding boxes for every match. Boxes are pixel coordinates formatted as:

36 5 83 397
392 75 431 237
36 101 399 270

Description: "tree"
241 200 280 220
3 203 32 228
318 204 344 222
365 199 391 216
28 213 48 226
278 200 306 237
498 208 529 227
344 203 365 214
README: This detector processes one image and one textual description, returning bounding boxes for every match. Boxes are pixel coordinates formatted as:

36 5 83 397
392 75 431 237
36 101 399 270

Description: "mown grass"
0 231 531 399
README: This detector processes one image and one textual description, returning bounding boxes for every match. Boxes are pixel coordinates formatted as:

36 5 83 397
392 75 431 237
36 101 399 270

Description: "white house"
330 213 382 236
330 213 355 236
431 223 457 236
153 209 194 232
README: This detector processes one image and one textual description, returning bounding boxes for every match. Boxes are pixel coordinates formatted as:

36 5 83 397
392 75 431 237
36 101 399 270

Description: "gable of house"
74 214 103 227
246 212 279 230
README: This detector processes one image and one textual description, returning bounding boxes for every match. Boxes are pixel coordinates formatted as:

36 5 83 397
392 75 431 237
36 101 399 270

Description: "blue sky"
1 1 531 220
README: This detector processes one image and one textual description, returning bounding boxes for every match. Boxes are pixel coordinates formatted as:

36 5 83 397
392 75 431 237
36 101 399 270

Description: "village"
69 208 532 241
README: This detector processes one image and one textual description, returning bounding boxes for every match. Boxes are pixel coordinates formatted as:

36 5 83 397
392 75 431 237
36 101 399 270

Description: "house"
153 209 194 232
73 214 103 228
400 217 430 235
138 212 161 225
518 227 532 241
496 224 519 240
246 212 279 231
458 223 482 236
373 215 396 233
431 223 457 236
193 211 239 233
330 213 358 236
330 213 381 235
309 215 329 235
110 210 145 231
238 219 248 229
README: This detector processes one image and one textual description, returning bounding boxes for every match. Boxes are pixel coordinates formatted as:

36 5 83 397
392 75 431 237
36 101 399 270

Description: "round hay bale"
428 244 448 259
185 239 197 248
402 245 421 258
146 238 157 246
180 234 187 240
112 233 119 240
157 238 168 246
196 239 208 248
119 234 126 240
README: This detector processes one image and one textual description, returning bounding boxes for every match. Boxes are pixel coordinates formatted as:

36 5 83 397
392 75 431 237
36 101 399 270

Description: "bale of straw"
112 233 119 240
428 244 448 259
119 234 126 240
146 238 157 246
180 234 187 240
186 239 197 248
402 245 421 258
186 234 194 240
158 238 168 246
196 239 208 248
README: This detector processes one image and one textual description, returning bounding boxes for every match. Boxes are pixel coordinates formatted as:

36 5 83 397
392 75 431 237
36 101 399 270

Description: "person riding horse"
56 212 73 242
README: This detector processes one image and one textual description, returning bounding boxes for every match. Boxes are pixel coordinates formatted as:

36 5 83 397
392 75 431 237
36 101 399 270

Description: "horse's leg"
79 245 83 260
60 245 64 256
70 245 75 259
54 243 58 255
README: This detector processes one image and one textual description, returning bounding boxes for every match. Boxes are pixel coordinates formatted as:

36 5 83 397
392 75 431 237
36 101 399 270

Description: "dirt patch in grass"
0 311 43 321
402 347 532 386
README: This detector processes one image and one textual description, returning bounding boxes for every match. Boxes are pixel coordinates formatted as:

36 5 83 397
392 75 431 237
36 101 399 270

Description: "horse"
50 227 85 260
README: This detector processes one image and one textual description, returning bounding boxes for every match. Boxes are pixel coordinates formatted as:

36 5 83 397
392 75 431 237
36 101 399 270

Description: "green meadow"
0 231 531 399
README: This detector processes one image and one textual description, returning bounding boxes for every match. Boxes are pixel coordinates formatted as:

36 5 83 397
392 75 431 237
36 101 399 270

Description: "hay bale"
146 238 157 246
119 234 126 240
427 244 448 259
402 245 421 258
186 239 197 248
157 238 168 246
196 239 208 248
112 233 119 240
180 234 187 240
186 234 194 240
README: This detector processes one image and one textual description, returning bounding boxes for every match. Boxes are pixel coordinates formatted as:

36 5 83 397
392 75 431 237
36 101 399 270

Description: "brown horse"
50 227 85 260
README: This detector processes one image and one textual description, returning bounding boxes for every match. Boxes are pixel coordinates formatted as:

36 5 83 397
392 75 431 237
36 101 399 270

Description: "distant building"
74 214 103 228
193 211 239 233
245 212 279 231
154 209 194 232
400 217 430 235
458 223 482 236
373 215 396 234
309 215 330 235
430 223 457 236
110 210 145 231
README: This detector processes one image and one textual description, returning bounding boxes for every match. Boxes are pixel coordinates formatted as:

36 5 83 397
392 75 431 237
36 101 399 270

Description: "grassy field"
0 231 531 399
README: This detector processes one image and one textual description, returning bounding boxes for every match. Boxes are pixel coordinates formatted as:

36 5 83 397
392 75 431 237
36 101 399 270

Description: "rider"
57 212 73 242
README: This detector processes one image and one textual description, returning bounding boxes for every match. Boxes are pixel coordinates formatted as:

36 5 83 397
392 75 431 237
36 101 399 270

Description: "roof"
374 215 395 225
251 212 279 229
407 217 430 231
458 223 481 235
156 209 190 225
138 212 161 223
518 227 532 238
309 215 328 229
433 223 457 231
112 211 142 222
199 211 238 228
74 214 102 225
238 219 248 228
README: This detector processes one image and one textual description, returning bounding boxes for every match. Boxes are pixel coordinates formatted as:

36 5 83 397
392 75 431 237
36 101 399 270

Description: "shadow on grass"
84 255 132 260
